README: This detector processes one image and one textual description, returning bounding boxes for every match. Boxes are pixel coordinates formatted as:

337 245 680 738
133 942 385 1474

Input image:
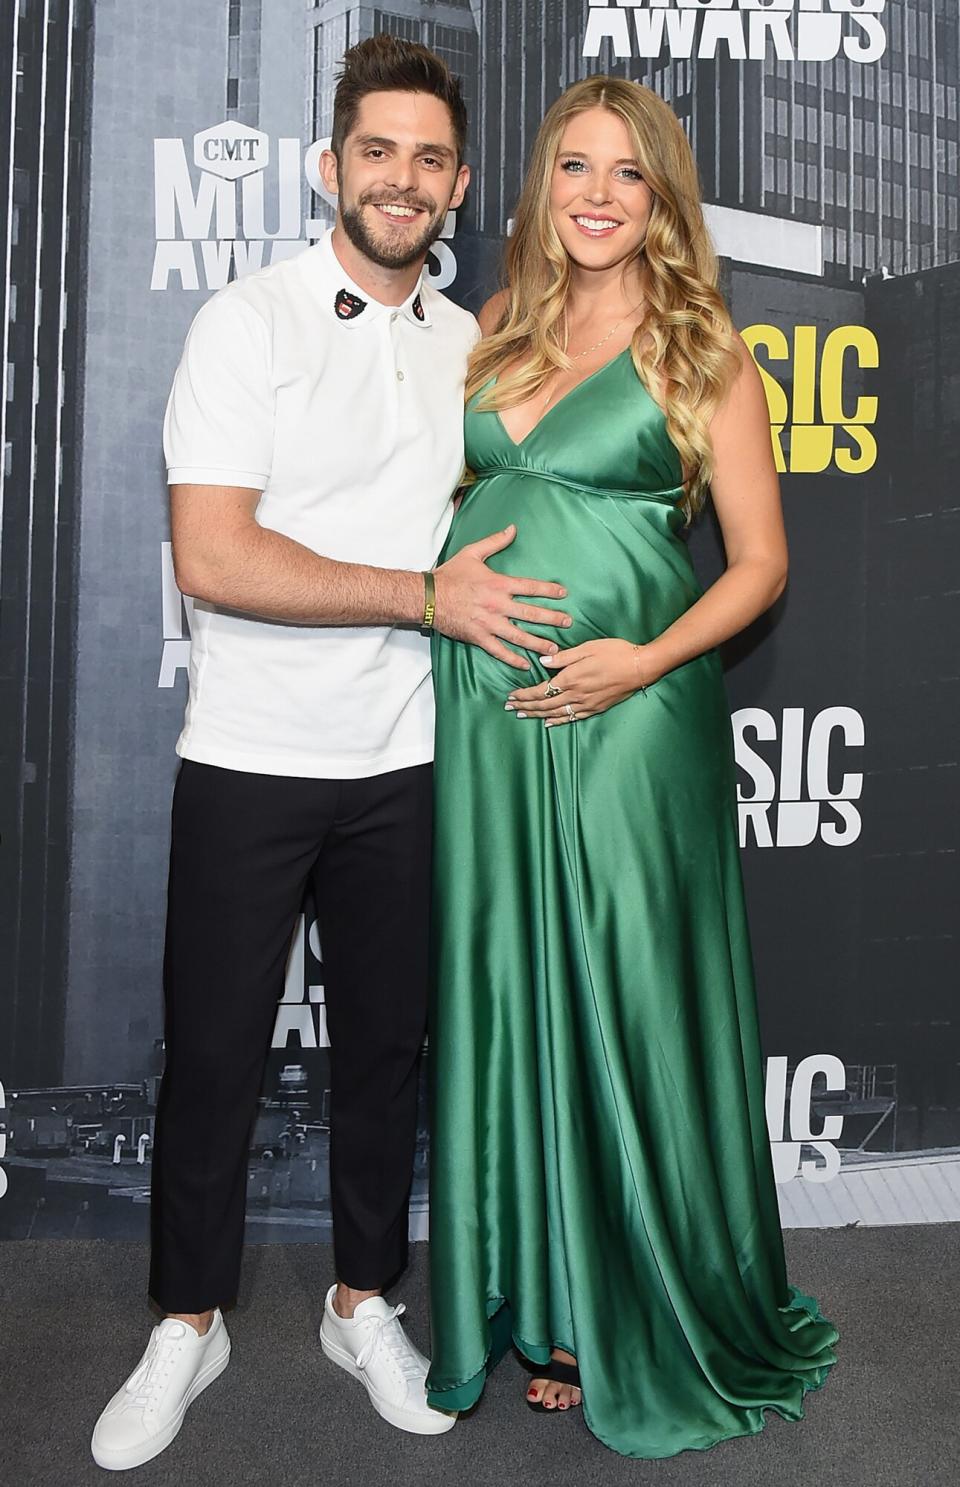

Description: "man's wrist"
389 567 429 627
420 570 436 634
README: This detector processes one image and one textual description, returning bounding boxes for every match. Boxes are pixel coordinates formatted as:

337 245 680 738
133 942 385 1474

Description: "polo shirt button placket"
389 310 405 384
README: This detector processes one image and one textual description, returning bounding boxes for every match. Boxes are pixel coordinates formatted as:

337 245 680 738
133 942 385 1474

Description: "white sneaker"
91 1312 231 1471
319 1285 456 1436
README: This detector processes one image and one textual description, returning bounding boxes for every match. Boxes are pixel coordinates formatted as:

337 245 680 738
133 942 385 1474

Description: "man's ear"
449 163 470 213
319 148 340 198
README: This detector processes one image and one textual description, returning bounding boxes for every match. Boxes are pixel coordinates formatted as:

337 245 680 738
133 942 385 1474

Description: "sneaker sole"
319 1326 456 1436
91 1333 232 1471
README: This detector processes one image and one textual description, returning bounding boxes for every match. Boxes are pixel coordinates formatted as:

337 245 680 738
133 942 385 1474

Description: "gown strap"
534 1358 581 1389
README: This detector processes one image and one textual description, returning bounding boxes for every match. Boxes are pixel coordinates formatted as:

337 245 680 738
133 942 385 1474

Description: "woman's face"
549 107 654 275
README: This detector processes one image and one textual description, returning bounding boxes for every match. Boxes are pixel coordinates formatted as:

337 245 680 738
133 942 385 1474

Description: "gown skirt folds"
425 351 837 1459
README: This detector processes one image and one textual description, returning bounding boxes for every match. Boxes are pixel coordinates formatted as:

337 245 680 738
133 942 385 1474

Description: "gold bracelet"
632 644 648 695
421 570 436 634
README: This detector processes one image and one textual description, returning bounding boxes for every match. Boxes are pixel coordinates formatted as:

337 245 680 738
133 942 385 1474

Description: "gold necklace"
542 301 644 411
569 309 634 360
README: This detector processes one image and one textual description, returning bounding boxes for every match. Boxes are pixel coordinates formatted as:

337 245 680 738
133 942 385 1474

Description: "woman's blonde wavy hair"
467 77 739 520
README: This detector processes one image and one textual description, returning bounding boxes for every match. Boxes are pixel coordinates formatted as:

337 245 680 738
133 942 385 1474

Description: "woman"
425 77 838 1458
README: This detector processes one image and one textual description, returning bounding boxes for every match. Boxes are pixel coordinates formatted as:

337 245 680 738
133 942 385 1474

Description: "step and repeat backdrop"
1 0 957 1241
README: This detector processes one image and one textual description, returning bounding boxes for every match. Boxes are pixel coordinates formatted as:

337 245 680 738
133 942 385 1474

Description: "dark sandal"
526 1358 582 1412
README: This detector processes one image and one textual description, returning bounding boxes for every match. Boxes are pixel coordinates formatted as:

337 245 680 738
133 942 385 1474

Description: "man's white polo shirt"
163 229 478 779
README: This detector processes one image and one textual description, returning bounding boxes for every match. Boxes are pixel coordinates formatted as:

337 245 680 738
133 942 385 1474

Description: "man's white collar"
314 228 432 330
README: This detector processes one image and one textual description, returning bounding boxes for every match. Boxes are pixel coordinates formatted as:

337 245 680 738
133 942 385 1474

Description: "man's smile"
368 201 428 223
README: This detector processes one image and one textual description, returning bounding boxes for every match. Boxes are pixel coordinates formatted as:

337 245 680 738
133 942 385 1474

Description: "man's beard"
340 193 446 270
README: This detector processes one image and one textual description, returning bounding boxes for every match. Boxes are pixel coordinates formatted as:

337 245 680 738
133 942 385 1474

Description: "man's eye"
366 149 386 160
421 156 442 169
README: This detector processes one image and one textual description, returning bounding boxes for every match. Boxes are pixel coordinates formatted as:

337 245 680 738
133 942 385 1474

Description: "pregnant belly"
444 471 701 660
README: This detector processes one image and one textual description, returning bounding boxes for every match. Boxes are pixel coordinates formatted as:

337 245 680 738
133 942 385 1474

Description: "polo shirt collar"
314 228 432 330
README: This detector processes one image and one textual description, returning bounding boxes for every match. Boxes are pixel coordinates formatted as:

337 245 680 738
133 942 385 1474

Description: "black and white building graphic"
473 0 960 284
1 0 93 1090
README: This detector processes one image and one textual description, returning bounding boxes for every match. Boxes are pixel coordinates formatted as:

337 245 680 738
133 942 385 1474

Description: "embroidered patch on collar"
335 288 367 321
412 293 425 322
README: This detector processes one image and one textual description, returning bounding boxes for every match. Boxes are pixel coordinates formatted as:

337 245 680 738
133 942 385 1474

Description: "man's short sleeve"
163 290 274 490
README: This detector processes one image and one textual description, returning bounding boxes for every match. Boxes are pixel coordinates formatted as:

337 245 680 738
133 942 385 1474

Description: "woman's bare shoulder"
477 288 510 338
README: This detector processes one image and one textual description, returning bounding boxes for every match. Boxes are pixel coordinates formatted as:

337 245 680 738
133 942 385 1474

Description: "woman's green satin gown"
426 351 837 1459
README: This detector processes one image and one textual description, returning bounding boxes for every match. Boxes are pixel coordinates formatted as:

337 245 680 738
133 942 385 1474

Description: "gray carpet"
1 1228 957 1487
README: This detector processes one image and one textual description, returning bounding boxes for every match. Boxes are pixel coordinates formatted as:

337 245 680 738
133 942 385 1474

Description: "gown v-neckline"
493 347 631 449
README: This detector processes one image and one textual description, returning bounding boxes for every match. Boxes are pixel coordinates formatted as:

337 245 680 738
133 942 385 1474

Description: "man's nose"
384 152 418 193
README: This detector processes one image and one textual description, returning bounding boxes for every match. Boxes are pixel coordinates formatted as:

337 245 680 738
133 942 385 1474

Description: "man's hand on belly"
433 523 572 672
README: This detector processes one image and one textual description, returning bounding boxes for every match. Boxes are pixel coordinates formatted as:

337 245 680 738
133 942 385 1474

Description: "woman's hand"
505 639 658 725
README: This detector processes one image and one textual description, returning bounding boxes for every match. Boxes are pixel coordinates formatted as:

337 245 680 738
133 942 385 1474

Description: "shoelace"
354 1304 422 1380
125 1326 187 1409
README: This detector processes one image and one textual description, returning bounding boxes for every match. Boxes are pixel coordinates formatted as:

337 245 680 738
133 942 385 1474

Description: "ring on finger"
564 703 576 721
544 682 562 699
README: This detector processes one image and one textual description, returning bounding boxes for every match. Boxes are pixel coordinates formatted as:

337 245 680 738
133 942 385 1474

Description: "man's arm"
171 484 423 624
171 484 571 669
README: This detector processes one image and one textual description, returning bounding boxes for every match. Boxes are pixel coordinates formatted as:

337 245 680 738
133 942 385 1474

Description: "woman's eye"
619 168 644 182
560 159 587 174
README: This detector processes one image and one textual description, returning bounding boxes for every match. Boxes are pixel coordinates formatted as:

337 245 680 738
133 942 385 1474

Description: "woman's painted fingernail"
515 711 527 719
544 721 554 729
504 703 515 711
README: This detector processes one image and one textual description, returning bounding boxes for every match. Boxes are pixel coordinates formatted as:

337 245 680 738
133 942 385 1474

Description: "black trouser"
149 759 432 1314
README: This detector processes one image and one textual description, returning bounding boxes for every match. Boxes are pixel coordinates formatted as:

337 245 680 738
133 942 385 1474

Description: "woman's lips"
571 214 622 239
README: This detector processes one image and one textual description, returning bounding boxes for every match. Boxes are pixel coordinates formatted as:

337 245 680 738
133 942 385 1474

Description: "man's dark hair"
331 34 468 165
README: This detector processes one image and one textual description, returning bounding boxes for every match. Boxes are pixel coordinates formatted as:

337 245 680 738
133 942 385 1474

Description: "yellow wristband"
421 570 436 633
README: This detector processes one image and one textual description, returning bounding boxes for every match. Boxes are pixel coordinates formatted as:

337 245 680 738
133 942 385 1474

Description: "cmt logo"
194 122 268 180
734 706 864 849
765 1055 846 1184
583 0 887 65
744 325 878 475
0 1081 8 1199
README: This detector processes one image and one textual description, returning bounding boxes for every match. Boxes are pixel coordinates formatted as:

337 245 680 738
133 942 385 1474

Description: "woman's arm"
637 334 787 685
504 335 787 720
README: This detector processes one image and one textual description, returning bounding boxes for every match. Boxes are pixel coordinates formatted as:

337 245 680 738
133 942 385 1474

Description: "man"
91 36 569 1471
